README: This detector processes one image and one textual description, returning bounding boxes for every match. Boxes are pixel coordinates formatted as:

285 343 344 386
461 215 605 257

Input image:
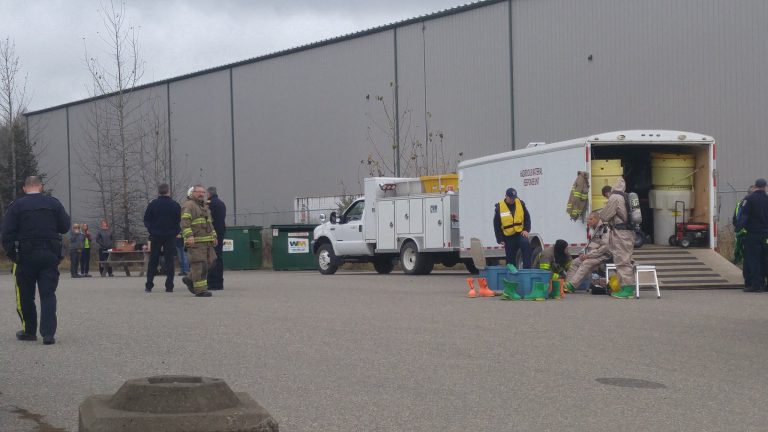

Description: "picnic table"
100 250 149 276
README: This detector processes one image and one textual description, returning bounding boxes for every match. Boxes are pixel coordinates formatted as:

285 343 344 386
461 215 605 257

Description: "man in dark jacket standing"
739 178 768 292
206 186 227 290
493 187 532 268
143 183 181 292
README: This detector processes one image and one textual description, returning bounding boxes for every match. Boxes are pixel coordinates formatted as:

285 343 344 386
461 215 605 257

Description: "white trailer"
458 130 718 264
314 130 723 279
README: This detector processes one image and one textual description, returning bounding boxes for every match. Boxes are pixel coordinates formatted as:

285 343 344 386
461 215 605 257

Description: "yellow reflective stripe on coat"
190 217 208 225
194 235 215 242
539 263 551 270
499 199 524 236
181 213 193 220
193 279 208 288
13 263 26 332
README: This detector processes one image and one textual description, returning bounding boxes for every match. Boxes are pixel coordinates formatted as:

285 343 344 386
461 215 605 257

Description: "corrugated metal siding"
23 0 768 227
169 70 234 224
395 21 428 176
64 86 169 226
28 109 70 215
510 0 768 219
423 2 512 163
231 31 395 226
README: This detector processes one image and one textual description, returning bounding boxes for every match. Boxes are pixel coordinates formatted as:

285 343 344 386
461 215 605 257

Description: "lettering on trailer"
520 167 543 186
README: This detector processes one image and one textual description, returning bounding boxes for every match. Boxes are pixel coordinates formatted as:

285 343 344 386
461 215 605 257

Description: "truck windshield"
344 201 365 222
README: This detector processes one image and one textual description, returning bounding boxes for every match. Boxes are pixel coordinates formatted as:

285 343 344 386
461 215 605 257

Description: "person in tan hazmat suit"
564 211 611 292
599 178 636 298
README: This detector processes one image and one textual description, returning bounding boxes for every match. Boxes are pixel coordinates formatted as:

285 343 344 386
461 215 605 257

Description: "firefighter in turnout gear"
537 239 572 283
564 211 611 292
180 185 217 297
494 188 533 268
599 178 636 298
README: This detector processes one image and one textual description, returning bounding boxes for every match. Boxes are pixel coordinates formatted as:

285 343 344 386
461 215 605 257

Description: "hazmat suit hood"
612 178 626 193
554 239 569 266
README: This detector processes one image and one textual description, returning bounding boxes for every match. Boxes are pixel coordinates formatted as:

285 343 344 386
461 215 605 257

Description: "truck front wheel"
316 243 339 275
400 241 432 275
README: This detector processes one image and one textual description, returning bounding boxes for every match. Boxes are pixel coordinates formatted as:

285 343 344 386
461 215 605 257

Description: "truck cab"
313 198 375 274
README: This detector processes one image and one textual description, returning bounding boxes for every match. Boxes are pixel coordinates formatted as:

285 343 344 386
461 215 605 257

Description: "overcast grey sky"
3 0 472 112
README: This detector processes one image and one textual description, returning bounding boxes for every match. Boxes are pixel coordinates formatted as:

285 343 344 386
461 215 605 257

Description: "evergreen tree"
0 117 42 213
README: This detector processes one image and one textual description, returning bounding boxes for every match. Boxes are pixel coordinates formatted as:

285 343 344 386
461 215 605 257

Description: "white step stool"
605 264 661 299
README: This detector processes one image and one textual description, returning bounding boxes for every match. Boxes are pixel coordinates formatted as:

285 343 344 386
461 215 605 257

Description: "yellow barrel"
591 195 609 210
420 173 459 193
591 159 623 198
651 152 694 190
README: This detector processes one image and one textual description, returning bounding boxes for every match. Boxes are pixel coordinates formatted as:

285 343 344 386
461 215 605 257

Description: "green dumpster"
271 224 317 271
222 226 263 270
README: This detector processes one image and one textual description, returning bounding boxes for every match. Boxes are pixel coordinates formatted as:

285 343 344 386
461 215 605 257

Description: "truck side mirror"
329 212 337 224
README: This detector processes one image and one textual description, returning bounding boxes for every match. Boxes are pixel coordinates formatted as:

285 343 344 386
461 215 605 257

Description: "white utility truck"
313 176 463 274
313 130 718 275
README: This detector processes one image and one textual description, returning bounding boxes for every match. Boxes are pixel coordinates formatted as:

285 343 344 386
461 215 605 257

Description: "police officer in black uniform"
206 186 226 290
739 178 768 292
2 176 70 345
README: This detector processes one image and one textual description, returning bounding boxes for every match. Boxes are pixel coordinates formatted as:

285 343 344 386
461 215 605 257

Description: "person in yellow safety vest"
493 187 532 268
180 185 218 297
564 211 611 292
537 239 572 283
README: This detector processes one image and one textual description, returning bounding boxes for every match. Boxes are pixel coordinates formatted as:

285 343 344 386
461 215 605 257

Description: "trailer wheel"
400 241 431 275
530 246 543 269
668 235 677 246
680 237 692 248
316 243 339 275
373 257 395 274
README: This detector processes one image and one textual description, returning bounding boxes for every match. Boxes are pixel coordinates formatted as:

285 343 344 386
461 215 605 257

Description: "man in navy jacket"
143 183 181 292
206 186 227 290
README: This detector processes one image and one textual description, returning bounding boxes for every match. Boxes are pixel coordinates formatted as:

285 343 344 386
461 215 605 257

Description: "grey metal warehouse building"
25 0 768 230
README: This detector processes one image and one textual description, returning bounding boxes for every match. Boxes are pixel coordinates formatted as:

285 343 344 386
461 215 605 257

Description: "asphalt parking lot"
1 269 767 432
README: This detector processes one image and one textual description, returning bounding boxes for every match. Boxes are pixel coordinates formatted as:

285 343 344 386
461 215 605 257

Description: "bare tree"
361 82 462 183
80 0 150 239
0 36 29 200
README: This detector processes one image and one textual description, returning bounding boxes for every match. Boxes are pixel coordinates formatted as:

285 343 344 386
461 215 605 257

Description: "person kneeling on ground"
537 239 572 288
565 211 611 292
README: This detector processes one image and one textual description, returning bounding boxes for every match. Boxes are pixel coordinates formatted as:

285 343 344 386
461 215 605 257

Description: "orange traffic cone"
467 278 478 298
477 278 496 297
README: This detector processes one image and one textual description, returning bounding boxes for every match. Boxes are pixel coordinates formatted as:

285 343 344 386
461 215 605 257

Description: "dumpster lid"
271 224 318 230
229 225 263 230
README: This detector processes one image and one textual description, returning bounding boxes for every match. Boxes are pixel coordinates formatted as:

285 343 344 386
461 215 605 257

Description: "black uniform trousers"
14 248 60 337
207 234 224 289
146 235 177 289
743 231 768 290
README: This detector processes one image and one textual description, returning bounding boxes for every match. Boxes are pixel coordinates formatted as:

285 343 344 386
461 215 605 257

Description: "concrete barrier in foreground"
79 375 278 432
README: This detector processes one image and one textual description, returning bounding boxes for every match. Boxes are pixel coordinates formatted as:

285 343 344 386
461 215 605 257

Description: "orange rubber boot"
466 278 478 298
478 278 496 297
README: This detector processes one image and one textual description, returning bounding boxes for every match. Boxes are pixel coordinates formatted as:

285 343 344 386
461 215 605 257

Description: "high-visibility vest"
499 199 524 236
